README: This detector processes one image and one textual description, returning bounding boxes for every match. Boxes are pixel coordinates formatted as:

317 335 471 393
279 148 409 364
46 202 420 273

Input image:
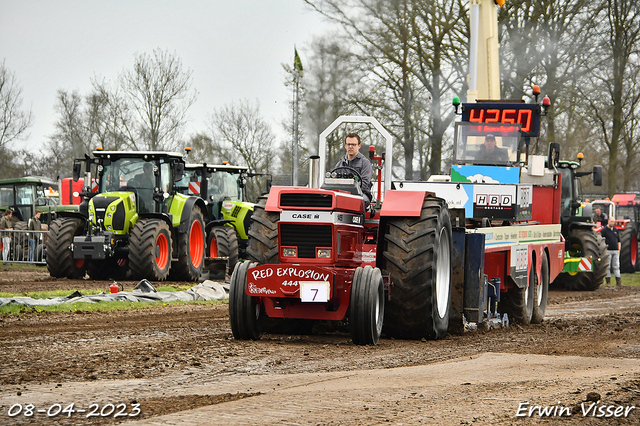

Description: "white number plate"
299 281 330 302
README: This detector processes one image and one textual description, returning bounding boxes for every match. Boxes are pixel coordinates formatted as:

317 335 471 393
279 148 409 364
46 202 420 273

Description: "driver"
334 132 373 204
131 163 155 189
475 134 509 163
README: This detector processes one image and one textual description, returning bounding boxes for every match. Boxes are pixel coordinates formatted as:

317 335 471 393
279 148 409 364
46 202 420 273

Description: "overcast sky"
0 0 329 153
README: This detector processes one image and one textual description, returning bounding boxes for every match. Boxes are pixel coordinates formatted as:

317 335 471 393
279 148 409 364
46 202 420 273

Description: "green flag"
294 47 303 72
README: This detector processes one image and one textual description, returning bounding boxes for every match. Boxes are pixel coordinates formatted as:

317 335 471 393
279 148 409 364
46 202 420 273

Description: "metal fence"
0 229 47 265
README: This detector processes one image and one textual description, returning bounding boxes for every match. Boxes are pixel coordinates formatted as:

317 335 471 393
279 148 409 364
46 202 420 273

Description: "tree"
206 100 276 201
92 48 197 151
0 61 33 149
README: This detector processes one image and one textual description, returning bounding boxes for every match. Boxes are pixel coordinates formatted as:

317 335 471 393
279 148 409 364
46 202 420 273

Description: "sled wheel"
532 251 549 324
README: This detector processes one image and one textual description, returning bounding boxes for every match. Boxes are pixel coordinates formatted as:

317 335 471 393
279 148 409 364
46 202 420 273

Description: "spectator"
333 132 373 205
592 206 608 225
601 216 621 286
28 210 42 262
1 208 14 264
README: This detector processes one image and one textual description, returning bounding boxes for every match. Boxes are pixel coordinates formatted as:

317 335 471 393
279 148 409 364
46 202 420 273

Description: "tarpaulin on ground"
0 280 229 307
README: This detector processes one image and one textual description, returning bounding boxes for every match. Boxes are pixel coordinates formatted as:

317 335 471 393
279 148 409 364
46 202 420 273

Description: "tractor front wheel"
229 261 261 340
382 196 452 340
46 217 86 279
350 265 384 345
552 228 609 291
620 227 638 273
129 219 172 281
172 206 205 281
208 226 239 274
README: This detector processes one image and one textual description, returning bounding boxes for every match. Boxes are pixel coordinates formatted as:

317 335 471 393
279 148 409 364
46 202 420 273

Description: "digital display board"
461 103 542 137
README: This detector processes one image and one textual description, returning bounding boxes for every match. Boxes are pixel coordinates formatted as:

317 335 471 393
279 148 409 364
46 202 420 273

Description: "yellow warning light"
577 152 584 160
222 161 229 165
494 0 506 6
96 146 103 151
185 147 191 152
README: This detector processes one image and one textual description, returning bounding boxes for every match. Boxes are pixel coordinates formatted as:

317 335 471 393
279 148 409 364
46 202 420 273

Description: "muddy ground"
0 267 639 425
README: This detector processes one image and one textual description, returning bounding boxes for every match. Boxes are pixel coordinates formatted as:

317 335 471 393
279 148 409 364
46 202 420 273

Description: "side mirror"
592 165 603 186
173 163 185 182
72 162 82 182
547 142 560 168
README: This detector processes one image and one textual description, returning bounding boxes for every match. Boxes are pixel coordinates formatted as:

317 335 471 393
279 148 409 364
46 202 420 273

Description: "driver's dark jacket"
334 151 373 200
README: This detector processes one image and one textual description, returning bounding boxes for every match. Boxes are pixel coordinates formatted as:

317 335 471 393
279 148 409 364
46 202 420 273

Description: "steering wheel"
330 166 362 183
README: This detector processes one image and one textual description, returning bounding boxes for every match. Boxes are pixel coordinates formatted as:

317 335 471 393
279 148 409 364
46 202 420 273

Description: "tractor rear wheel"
552 228 609 291
502 259 535 325
46 218 86 278
620 227 638 273
350 265 384 345
229 261 261 340
532 251 549 324
208 226 239 274
382 196 452 340
247 195 280 264
172 206 205 281
129 219 172 281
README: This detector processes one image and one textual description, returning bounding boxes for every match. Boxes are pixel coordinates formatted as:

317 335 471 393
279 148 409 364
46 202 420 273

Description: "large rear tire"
172 206 205 281
46 218 86 279
350 265 384 345
552 228 609 291
208 226 239 274
229 261 261 340
531 251 549 324
129 219 172 281
246 195 279 264
619 227 638 273
382 196 452 340
502 258 535 325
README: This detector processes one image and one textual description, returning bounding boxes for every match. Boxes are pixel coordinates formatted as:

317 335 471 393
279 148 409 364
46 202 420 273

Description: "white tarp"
0 280 229 307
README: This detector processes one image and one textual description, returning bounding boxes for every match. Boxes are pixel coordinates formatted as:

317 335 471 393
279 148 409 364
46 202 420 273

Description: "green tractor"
176 163 257 273
551 150 609 291
46 151 206 281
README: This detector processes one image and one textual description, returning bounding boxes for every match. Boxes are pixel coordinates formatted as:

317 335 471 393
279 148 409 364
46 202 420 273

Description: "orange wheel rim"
156 233 169 270
189 220 204 267
209 236 218 257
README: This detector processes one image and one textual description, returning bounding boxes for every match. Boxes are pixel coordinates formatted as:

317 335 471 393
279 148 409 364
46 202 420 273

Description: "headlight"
317 249 331 258
282 247 297 257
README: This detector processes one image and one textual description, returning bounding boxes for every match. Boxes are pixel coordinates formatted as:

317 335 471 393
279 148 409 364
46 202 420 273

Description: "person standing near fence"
1 208 14 264
601 216 622 286
28 210 42 262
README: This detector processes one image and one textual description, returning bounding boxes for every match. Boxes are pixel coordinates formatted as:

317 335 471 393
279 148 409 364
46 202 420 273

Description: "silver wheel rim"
436 227 451 319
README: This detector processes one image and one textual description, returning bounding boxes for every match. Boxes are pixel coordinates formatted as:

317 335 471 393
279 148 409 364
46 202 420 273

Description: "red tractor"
229 117 453 345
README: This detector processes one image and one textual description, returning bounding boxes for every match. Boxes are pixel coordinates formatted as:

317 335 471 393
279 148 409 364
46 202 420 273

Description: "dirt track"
0 268 639 425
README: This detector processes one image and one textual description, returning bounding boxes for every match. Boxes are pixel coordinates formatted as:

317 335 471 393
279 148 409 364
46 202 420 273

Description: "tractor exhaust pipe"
309 155 321 188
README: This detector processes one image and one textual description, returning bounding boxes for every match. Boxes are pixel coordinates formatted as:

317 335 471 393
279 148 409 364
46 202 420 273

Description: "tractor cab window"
454 122 522 166
208 171 242 202
101 158 156 212
0 186 15 207
16 185 36 205
160 163 171 194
